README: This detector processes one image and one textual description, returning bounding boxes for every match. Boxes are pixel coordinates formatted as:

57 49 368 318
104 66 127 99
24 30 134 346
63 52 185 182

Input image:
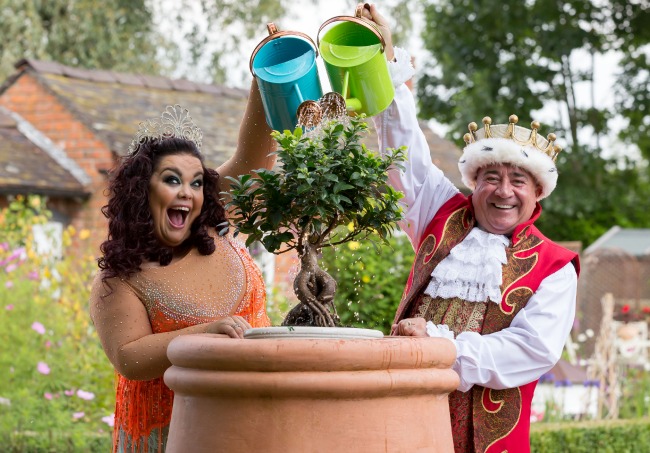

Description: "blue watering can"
250 23 323 132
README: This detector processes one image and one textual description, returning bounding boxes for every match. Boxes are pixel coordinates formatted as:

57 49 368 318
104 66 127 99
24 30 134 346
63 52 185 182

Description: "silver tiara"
128 104 203 154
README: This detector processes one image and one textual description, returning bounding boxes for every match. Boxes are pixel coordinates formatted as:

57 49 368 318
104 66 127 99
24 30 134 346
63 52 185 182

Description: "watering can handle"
249 23 319 75
316 5 386 52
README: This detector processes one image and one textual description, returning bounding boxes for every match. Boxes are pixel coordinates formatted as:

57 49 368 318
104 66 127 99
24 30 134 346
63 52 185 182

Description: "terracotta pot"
164 332 458 452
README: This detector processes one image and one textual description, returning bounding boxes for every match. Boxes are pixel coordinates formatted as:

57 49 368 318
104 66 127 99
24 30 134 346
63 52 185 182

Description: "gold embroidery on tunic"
418 295 488 337
477 387 522 453
481 387 504 414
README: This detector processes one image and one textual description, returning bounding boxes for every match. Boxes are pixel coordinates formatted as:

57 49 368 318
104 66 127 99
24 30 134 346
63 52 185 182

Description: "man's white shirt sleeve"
452 263 577 391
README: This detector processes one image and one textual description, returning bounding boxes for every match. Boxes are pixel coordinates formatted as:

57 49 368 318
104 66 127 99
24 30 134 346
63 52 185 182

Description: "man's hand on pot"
391 317 428 336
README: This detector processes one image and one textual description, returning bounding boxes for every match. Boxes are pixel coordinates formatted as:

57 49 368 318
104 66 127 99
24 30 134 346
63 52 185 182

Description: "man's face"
471 164 541 236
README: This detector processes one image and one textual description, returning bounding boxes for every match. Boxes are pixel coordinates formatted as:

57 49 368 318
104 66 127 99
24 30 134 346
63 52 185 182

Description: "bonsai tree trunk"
282 240 339 327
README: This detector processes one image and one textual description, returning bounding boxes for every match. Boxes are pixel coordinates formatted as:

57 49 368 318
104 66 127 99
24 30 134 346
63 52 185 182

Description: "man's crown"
128 105 203 155
463 115 562 162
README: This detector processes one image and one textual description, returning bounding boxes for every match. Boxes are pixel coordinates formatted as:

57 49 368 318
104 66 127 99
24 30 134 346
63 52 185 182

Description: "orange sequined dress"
111 233 270 452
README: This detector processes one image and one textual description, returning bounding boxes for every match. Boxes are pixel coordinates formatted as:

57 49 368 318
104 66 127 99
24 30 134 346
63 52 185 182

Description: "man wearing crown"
361 4 579 452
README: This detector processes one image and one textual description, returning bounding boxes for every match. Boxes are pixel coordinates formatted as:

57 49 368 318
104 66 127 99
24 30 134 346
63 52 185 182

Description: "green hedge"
0 431 110 453
6 417 648 452
530 418 650 452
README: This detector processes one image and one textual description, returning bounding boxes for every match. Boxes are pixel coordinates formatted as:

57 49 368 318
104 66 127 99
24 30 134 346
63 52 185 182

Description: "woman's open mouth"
167 206 189 228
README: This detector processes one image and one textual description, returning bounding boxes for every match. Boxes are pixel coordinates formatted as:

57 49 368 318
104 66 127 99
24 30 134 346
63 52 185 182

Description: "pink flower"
31 321 46 335
76 390 95 400
530 408 545 423
44 392 53 400
101 414 115 427
37 361 50 375
45 340 52 348
6 247 24 261
73 412 85 419
5 263 17 273
4 281 12 289
5 304 13 310
64 389 75 396
27 271 39 280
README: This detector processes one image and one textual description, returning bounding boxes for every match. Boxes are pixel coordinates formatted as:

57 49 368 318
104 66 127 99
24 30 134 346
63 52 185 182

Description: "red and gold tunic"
396 193 579 453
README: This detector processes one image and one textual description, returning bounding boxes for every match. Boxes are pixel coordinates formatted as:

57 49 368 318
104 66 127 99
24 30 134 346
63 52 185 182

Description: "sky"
154 0 633 159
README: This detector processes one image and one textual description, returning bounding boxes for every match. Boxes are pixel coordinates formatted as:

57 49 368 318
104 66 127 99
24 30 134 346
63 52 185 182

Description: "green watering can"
318 5 394 116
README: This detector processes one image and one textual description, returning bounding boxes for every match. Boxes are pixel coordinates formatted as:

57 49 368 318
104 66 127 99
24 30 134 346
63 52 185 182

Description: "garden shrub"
321 230 414 334
0 195 114 451
530 418 650 452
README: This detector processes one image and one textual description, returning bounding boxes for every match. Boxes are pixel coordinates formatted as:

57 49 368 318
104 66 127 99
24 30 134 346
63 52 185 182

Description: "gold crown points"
128 104 203 155
463 114 562 162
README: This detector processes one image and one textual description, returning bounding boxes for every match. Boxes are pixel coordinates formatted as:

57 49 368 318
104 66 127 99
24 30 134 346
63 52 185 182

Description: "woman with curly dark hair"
89 82 276 452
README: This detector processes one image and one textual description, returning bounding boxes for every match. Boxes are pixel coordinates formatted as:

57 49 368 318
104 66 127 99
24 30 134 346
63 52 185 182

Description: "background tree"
415 0 650 246
0 0 174 81
163 0 289 85
610 0 650 161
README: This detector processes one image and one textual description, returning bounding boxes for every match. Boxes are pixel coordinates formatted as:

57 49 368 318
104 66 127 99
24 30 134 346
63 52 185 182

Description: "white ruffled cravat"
424 227 509 303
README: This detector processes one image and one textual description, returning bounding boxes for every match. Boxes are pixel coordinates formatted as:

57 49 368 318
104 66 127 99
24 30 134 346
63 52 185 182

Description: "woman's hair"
98 137 227 282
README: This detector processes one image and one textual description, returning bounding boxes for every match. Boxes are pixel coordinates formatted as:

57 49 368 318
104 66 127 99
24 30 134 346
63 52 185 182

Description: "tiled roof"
0 108 88 197
7 58 464 187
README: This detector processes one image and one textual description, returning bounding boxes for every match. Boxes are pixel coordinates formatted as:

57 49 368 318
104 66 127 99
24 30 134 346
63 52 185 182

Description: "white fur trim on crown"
458 137 558 200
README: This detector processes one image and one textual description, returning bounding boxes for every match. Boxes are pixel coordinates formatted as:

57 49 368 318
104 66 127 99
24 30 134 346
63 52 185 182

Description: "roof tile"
139 74 173 90
17 59 65 75
112 72 144 86
0 118 87 196
170 78 198 91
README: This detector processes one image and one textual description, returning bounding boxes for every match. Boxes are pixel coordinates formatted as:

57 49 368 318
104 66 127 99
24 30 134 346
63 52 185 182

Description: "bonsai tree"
224 115 405 327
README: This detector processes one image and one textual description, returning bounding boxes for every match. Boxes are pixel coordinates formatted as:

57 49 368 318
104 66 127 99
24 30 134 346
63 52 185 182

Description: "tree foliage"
415 0 650 246
0 0 172 81
536 146 650 245
226 116 405 326
157 0 290 84
226 117 405 254
610 0 650 161
416 0 606 143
